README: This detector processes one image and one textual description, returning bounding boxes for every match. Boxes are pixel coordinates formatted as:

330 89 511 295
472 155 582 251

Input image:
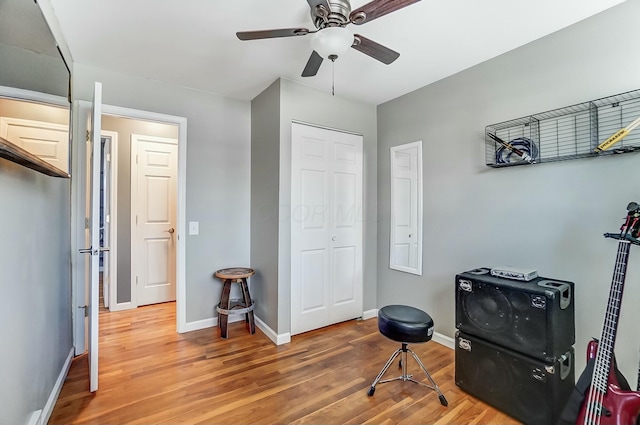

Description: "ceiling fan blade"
352 34 400 64
349 0 420 25
302 51 324 77
236 28 311 41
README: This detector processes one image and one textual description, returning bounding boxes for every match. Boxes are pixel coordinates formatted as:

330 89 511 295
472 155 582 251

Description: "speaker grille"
455 331 574 425
456 268 575 362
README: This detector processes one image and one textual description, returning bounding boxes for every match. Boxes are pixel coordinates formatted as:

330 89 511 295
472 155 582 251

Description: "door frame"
130 133 179 308
101 104 187 332
72 101 188 349
101 130 119 311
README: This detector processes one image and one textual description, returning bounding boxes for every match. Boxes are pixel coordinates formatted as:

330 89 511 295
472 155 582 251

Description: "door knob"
165 228 175 234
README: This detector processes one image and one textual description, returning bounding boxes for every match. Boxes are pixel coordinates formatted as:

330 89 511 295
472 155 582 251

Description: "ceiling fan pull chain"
332 60 335 96
329 54 337 96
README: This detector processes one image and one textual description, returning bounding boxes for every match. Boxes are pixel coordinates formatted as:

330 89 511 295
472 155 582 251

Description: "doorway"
72 100 188 361
99 115 180 312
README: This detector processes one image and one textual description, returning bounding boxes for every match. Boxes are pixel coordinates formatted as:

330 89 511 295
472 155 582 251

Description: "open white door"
83 82 103 392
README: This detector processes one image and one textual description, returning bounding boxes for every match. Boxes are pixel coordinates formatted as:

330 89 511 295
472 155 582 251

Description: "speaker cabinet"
455 331 574 425
455 267 575 362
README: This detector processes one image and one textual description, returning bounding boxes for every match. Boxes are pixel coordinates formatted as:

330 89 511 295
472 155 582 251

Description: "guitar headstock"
605 202 640 244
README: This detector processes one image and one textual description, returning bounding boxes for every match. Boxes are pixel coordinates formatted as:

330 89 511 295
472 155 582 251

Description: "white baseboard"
432 331 455 350
40 348 73 425
182 314 245 333
181 313 291 345
361 309 378 320
255 315 290 345
107 301 134 312
26 410 42 425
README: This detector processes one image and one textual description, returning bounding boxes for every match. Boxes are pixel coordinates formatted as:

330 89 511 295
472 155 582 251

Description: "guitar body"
577 340 640 425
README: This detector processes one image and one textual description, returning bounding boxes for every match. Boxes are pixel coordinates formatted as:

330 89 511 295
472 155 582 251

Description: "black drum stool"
367 305 448 406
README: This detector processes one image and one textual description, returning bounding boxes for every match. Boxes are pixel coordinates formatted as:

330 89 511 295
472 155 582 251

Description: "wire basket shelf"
485 89 640 168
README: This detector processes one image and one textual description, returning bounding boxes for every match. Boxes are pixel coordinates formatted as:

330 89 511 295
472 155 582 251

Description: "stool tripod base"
367 343 448 406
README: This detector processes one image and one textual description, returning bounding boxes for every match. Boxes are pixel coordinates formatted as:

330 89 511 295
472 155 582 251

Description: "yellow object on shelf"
595 117 640 152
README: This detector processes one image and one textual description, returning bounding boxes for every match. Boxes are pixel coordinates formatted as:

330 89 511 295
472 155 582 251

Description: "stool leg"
367 347 403 396
408 348 448 406
219 279 232 338
240 278 255 334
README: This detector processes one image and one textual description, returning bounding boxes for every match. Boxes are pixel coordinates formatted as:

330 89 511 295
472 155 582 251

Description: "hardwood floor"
50 303 520 424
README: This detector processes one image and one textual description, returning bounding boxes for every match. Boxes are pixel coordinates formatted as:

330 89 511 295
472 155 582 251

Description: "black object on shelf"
486 88 640 168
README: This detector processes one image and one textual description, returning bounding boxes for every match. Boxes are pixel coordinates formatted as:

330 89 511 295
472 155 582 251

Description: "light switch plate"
188 221 199 235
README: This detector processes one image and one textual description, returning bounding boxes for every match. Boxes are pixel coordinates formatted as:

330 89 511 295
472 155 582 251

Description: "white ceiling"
47 0 626 105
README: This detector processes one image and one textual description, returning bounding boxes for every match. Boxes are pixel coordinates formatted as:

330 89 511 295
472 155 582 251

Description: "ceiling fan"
236 0 421 77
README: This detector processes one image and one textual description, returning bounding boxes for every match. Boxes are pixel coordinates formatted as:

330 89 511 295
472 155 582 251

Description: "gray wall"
377 0 640 385
0 33 72 425
100 115 179 304
250 79 281 330
250 78 377 335
0 43 68 98
72 64 251 323
0 162 72 425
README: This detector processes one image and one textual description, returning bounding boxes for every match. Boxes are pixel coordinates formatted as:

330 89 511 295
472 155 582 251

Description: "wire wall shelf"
485 89 640 168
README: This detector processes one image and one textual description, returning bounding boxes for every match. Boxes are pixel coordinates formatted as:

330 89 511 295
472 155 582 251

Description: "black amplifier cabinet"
455 331 575 425
455 267 575 363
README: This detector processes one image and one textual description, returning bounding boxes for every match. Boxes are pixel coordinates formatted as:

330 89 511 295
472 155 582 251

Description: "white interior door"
131 134 178 307
87 82 103 392
291 122 363 335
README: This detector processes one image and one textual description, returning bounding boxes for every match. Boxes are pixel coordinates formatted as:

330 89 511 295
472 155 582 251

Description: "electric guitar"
577 202 640 425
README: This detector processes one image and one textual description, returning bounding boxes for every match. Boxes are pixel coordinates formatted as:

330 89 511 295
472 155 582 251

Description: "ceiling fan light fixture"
310 26 354 59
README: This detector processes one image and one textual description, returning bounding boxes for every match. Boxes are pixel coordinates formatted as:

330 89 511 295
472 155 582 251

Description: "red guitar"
577 202 640 425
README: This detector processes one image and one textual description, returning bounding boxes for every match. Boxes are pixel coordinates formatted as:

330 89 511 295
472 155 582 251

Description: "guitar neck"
592 240 631 393
637 347 640 391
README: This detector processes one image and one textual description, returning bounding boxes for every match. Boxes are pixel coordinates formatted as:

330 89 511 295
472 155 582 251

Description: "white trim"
255 315 291 345
389 140 423 276
183 314 291 346
182 314 245 333
182 317 216 333
107 301 134 312
290 119 362 136
361 309 378 320
25 410 42 425
101 130 118 312
0 85 68 107
432 331 455 350
40 348 73 425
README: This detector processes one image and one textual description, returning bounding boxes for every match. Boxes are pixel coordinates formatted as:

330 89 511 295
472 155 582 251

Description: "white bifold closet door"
291 122 363 336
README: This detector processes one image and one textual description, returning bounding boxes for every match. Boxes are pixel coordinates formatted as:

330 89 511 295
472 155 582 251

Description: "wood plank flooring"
50 303 520 424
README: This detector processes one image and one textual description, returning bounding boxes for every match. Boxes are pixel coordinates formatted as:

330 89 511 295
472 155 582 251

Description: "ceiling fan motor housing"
312 0 352 28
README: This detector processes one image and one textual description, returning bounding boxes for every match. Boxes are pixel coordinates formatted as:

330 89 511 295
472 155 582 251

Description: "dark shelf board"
0 135 69 178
